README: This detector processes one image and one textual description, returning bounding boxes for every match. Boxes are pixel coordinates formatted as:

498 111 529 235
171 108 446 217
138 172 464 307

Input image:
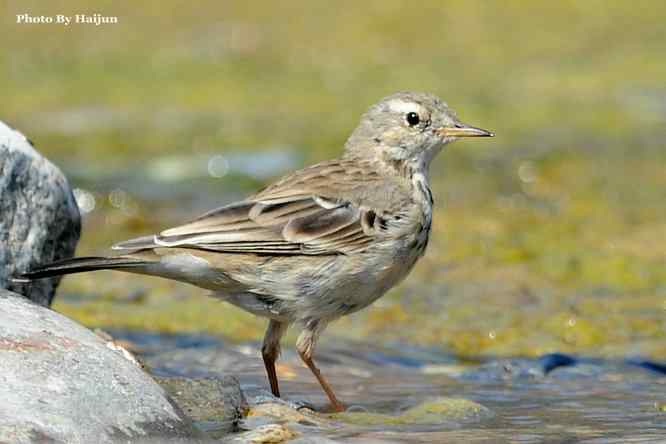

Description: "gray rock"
223 424 297 443
0 290 201 443
0 120 80 306
154 376 247 439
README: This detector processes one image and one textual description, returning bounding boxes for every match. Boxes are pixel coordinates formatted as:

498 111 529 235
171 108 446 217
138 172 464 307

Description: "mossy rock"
332 398 492 426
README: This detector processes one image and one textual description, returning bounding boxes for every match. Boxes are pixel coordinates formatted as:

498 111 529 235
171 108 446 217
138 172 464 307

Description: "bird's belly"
218 291 292 322
210 235 428 324
299 238 427 320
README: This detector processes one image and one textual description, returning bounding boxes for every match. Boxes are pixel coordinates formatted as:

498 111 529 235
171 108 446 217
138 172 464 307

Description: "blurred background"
3 1 665 359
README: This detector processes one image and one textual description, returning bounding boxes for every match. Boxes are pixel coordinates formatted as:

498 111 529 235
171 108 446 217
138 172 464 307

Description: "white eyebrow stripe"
386 99 422 114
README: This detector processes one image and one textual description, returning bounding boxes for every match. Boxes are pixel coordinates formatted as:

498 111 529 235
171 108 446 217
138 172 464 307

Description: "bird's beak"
437 124 494 138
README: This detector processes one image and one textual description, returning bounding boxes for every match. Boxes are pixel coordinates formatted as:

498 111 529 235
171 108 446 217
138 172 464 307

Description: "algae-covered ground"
4 1 665 359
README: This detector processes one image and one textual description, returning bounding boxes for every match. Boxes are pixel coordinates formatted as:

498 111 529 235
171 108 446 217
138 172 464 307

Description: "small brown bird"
20 92 493 412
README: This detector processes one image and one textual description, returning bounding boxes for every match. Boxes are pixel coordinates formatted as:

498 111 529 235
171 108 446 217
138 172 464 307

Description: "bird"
19 92 493 412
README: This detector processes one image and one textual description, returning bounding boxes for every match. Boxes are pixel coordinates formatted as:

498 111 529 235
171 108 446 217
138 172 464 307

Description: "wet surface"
110 330 666 443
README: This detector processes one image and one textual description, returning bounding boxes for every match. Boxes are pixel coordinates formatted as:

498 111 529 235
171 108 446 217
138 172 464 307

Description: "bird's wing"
113 160 392 255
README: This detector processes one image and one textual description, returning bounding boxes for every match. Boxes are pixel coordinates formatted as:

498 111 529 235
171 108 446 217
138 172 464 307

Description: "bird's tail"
14 256 149 282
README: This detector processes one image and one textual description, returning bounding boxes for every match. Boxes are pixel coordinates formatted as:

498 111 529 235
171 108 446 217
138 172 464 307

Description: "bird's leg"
261 319 288 398
296 322 345 412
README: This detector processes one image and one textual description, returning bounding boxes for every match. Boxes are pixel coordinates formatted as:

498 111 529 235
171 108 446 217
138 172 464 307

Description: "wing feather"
113 160 398 255
139 195 376 255
161 202 258 236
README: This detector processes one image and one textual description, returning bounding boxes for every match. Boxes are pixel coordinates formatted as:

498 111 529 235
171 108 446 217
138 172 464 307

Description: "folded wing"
113 194 376 255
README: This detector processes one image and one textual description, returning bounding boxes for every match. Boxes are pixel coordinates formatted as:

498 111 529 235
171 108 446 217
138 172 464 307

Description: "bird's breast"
410 170 434 256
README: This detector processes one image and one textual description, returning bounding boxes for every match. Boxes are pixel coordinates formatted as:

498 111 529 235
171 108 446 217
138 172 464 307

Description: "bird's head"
344 92 493 172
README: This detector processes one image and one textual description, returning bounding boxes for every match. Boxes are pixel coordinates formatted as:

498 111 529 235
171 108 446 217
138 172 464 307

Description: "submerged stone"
538 352 577 374
155 375 247 438
627 359 666 375
225 423 297 443
332 397 492 426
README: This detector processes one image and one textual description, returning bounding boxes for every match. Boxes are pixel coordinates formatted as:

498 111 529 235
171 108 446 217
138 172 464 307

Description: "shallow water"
111 330 666 443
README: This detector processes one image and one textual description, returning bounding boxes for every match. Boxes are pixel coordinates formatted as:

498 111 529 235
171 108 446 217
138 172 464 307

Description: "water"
110 330 666 443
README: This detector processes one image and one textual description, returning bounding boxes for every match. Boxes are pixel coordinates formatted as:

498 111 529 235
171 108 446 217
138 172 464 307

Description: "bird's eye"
406 112 420 126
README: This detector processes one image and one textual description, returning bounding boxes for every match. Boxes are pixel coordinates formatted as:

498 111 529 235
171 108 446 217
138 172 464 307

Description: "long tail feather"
15 256 148 281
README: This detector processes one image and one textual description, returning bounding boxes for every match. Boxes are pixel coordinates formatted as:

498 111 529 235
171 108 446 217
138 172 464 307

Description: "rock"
245 402 330 429
461 356 578 381
0 120 80 306
155 376 247 438
331 397 492 426
627 359 666 375
0 290 201 443
224 424 297 444
394 397 492 424
537 352 577 374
